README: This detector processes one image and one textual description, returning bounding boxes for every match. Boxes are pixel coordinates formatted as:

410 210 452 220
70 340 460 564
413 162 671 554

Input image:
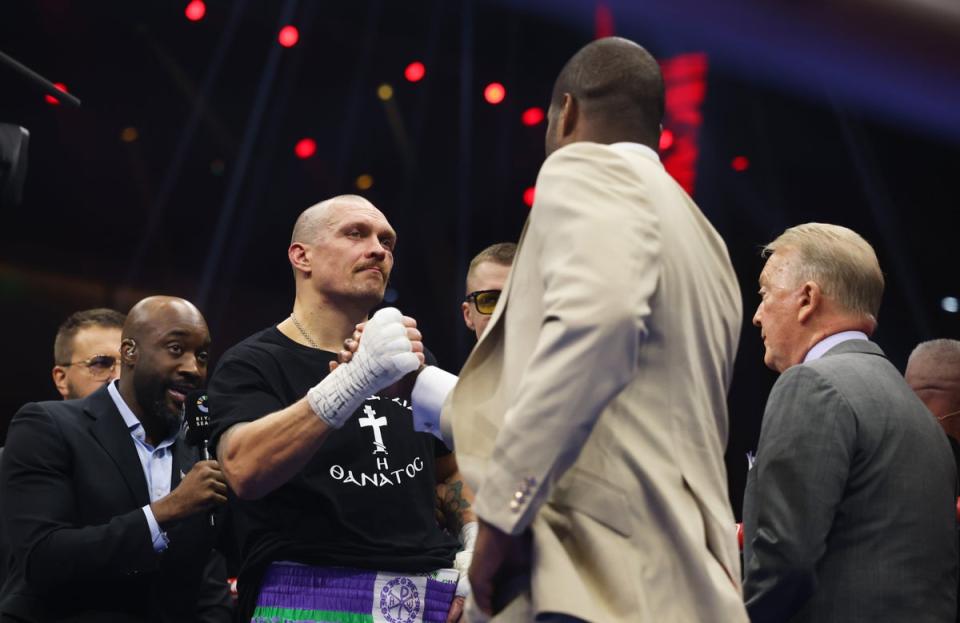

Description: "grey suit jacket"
743 339 958 623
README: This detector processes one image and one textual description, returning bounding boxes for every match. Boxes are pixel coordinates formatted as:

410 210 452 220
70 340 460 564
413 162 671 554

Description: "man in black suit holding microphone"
0 296 230 623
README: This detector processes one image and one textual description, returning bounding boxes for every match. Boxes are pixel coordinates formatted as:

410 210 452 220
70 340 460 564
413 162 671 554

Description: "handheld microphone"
184 390 215 527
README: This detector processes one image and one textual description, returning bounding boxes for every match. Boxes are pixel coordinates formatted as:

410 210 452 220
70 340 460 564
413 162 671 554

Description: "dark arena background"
1 0 959 517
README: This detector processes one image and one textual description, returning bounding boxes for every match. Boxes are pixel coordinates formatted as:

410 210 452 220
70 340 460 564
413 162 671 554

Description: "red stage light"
521 107 545 126
278 25 300 48
660 53 708 195
594 3 615 39
44 82 68 105
484 83 506 105
294 138 316 159
731 156 750 172
404 62 425 83
184 0 206 22
659 129 674 151
523 186 536 207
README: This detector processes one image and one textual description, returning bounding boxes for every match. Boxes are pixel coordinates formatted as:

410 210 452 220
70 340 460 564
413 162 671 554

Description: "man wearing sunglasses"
51 308 125 400
0 308 127 597
461 243 515 341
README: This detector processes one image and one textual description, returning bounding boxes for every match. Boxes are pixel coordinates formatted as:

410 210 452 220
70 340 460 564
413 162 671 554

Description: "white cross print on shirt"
359 405 388 454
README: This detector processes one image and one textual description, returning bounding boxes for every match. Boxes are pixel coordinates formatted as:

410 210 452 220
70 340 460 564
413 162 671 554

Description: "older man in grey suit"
743 223 958 622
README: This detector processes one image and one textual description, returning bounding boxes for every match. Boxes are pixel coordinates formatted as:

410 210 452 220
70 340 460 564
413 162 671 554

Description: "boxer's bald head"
291 195 376 245
288 195 395 311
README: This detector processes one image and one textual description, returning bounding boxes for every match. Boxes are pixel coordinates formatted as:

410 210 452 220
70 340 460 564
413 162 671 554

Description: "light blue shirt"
107 381 180 552
803 331 869 364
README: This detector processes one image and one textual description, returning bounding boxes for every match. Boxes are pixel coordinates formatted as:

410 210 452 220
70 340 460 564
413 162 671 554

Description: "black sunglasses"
59 354 120 380
465 289 501 315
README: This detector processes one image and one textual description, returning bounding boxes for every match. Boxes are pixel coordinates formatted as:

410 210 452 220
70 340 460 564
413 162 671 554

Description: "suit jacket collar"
107 381 180 452
84 384 151 507
171 436 189 491
82 385 191 504
609 141 661 164
821 337 886 359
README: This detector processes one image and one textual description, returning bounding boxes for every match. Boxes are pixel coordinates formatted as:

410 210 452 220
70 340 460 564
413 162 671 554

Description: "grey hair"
762 223 884 320
908 339 960 371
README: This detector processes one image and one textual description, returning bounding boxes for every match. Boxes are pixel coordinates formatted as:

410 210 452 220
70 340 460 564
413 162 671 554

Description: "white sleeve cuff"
142 505 170 552
411 365 458 448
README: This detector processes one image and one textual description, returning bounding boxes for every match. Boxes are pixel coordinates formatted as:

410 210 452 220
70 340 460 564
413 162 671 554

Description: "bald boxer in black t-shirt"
210 195 475 623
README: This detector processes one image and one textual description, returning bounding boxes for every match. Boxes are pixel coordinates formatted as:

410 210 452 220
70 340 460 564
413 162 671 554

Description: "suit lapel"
85 386 151 507
171 438 183 491
170 433 198 491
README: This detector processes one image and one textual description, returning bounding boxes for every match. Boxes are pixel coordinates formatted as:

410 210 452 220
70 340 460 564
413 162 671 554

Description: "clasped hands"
331 311 533 621
329 307 423 375
327 307 432 413
330 308 442 433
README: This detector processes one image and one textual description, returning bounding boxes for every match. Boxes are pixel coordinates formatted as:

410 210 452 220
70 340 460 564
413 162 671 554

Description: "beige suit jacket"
444 141 748 622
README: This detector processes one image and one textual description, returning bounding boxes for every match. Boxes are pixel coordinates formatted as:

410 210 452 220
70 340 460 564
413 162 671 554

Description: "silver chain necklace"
289 313 320 349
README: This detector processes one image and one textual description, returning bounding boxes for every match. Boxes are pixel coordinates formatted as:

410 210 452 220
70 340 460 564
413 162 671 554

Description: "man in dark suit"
0 296 229 623
0 308 125 592
742 223 958 623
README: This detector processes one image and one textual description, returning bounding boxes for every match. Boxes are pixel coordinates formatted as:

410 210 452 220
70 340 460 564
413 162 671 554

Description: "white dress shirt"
412 366 458 448
803 331 869 364
107 381 180 552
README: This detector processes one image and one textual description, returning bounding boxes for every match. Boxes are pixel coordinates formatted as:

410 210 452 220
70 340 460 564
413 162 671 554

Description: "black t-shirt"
208 326 458 618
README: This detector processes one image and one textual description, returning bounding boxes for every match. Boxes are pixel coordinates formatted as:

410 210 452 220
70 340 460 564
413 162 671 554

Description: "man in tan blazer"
412 38 749 622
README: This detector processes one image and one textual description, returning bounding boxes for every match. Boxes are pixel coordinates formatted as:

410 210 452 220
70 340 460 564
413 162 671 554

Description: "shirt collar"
803 331 869 364
107 381 179 449
610 142 661 164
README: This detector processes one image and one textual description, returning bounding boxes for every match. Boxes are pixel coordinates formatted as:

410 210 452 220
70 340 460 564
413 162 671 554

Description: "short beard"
150 398 182 440
132 373 183 441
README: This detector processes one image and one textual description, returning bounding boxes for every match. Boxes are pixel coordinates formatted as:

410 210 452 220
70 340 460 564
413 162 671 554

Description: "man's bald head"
287 195 396 310
906 339 960 392
547 37 664 152
291 194 377 245
906 339 960 437
908 339 960 371
123 296 207 345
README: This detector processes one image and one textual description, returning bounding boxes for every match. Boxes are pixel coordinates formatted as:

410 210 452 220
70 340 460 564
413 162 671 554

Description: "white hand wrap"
306 307 420 429
453 521 478 598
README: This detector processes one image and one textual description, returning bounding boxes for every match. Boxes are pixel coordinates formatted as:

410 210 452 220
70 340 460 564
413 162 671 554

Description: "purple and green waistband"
251 562 459 623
